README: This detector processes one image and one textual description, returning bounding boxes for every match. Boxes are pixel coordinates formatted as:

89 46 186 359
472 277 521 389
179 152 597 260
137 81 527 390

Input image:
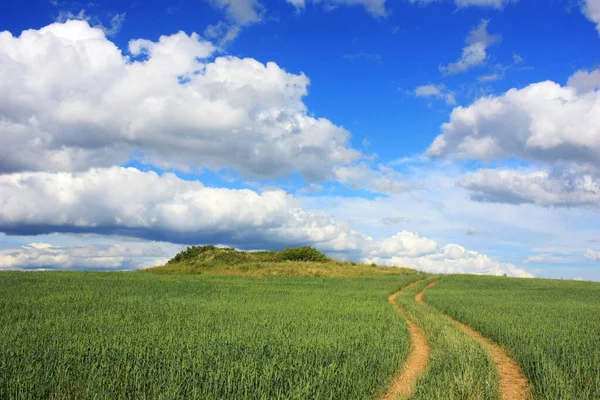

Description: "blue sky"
1 0 600 280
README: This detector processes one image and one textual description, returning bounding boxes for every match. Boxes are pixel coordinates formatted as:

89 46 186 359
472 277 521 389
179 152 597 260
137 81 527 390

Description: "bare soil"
381 280 430 400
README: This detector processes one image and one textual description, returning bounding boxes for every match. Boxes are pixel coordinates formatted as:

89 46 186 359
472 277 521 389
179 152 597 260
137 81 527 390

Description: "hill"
144 245 416 277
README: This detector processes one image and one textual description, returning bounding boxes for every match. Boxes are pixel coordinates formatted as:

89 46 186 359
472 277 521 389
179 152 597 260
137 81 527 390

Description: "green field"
425 275 600 400
0 271 420 399
2 247 600 400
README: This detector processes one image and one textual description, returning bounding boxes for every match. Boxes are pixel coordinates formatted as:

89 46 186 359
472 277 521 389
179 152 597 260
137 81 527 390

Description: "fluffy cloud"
460 168 600 208
0 166 530 276
414 84 456 105
439 19 501 75
582 0 600 33
365 243 532 277
287 0 387 16
0 241 176 270
427 79 600 167
0 167 346 247
0 21 360 180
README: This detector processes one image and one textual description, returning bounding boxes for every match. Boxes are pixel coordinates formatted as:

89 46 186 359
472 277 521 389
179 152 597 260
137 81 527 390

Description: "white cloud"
0 21 361 180
409 0 514 7
0 167 346 247
414 84 456 105
427 80 600 168
56 9 126 36
582 0 600 34
440 19 501 75
365 243 532 277
585 249 600 261
333 163 410 194
455 0 515 8
523 253 570 264
287 0 387 17
567 68 600 94
0 241 176 270
0 166 529 277
207 0 264 25
288 0 306 9
460 168 600 208
204 21 241 45
304 161 600 280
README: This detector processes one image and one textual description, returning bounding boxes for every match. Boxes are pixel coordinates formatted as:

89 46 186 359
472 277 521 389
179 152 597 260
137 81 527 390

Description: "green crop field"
0 270 420 399
2 246 600 400
425 275 600 400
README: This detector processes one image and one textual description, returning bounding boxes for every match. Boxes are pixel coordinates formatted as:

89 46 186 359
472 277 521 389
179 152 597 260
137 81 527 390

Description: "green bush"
278 246 330 262
167 245 330 265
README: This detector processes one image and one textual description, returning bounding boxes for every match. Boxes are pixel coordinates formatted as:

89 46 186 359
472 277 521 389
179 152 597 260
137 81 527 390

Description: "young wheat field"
1 246 599 400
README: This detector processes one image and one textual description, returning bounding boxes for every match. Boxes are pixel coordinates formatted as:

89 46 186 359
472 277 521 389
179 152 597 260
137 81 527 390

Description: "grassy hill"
145 245 416 277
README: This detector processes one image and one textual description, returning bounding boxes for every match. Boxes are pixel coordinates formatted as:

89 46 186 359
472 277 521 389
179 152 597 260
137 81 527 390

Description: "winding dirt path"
419 283 533 400
380 280 430 400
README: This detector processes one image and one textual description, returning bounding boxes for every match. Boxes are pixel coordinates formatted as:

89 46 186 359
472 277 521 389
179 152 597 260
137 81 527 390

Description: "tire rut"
418 282 533 400
380 280 430 400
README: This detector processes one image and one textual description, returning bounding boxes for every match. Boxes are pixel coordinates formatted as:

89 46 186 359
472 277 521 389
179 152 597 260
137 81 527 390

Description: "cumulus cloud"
0 166 529 276
427 80 600 168
365 242 532 277
0 241 176 271
414 84 456 105
460 168 600 208
0 21 360 180
287 0 387 16
440 19 501 75
582 0 600 34
0 167 346 247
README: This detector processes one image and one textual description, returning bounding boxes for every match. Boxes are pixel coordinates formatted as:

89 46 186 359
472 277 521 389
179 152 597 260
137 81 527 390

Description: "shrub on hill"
278 246 331 262
167 245 223 264
166 245 331 265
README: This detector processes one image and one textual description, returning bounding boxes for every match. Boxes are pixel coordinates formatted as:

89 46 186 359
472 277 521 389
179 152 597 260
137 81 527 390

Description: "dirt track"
380 280 430 400
419 283 533 400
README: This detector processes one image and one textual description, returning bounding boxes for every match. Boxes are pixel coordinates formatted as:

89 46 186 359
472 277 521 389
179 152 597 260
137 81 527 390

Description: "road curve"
380 280 430 400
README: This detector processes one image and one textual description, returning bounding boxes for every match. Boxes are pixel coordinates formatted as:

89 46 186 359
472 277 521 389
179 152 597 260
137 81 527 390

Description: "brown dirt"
419 282 533 400
380 280 430 400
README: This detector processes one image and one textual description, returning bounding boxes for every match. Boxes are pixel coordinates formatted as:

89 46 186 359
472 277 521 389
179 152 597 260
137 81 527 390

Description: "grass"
425 275 600 400
0 271 421 399
4 245 599 399
395 278 499 400
145 245 414 277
